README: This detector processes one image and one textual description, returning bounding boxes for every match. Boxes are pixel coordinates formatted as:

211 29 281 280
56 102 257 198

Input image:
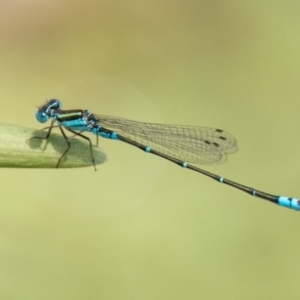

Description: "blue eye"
36 110 48 123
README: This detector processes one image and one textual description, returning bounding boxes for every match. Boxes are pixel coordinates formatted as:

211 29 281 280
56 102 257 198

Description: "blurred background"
1 0 300 299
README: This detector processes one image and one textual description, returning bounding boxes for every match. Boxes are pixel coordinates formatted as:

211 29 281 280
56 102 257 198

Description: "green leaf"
0 123 107 168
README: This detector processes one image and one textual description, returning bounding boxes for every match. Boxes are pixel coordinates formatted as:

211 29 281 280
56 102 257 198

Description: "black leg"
40 125 59 131
27 120 55 142
65 128 96 171
56 126 71 168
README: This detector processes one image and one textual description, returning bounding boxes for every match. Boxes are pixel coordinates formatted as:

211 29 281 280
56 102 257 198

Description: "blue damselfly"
32 99 300 211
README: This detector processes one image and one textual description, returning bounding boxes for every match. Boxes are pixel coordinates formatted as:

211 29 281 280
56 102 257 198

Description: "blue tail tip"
278 197 300 211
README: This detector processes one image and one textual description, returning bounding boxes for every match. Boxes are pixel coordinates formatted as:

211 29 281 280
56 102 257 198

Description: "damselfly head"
36 99 62 123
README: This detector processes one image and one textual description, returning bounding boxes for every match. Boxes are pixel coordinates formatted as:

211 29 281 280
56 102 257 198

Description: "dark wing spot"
213 142 220 147
219 136 226 140
204 140 211 145
215 129 224 133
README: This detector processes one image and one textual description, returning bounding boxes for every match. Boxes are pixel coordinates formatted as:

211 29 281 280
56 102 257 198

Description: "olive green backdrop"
1 1 300 299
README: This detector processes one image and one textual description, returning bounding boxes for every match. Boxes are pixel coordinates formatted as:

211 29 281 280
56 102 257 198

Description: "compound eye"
36 110 48 123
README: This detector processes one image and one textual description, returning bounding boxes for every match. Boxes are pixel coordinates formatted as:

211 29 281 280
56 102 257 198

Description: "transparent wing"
96 115 238 165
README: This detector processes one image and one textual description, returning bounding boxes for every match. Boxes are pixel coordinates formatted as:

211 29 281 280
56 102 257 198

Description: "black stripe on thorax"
56 109 85 121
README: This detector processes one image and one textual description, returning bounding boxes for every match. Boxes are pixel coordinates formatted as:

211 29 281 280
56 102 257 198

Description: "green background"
1 1 300 299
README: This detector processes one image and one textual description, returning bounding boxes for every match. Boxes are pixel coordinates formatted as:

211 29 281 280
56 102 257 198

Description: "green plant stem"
0 123 107 168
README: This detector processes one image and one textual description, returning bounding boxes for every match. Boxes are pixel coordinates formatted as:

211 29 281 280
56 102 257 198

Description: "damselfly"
32 99 300 211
